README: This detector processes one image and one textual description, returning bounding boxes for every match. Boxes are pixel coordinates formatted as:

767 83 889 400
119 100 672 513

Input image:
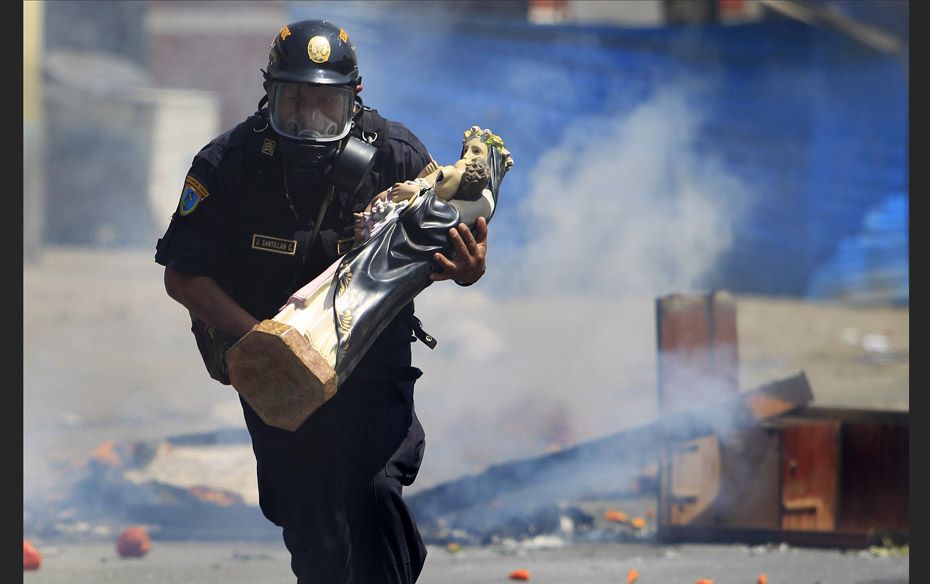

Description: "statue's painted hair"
458 157 490 200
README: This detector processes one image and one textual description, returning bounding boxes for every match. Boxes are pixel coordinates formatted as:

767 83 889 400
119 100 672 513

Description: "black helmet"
264 20 361 87
263 20 362 144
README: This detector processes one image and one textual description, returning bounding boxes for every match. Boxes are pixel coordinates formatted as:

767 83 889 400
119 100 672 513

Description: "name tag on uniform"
252 234 297 255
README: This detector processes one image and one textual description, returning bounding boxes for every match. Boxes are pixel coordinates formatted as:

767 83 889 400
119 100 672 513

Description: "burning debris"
407 373 811 546
23 371 818 548
23 428 279 542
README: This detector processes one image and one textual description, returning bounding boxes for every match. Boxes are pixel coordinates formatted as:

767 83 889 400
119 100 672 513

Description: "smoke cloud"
410 88 754 490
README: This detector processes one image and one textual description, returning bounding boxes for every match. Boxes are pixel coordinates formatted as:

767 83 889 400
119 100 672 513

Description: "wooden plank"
772 407 909 426
666 435 720 526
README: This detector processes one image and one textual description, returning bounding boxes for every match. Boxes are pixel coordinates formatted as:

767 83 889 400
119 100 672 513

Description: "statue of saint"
227 127 513 430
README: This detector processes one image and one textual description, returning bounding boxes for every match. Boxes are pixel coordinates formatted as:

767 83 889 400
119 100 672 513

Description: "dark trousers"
239 368 427 584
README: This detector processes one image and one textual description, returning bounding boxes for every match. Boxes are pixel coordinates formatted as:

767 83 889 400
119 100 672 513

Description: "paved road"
23 540 908 584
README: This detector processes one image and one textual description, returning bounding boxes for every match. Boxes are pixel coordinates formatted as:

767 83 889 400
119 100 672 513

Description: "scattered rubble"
604 509 629 523
23 428 279 542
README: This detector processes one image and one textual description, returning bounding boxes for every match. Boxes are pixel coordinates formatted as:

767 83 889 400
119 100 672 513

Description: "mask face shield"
268 83 354 142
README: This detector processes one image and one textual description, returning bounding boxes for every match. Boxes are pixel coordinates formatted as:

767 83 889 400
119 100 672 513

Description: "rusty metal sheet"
656 291 739 410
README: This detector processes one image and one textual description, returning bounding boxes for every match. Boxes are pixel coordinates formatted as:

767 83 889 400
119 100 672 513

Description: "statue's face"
462 137 489 160
432 163 464 200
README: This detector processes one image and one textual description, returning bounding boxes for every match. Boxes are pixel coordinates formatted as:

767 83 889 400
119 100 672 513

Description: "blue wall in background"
291 3 908 304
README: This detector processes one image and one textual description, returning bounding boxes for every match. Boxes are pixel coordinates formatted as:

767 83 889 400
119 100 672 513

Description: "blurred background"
24 0 908 548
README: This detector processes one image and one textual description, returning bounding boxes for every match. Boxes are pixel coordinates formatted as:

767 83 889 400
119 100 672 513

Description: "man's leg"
240 375 426 584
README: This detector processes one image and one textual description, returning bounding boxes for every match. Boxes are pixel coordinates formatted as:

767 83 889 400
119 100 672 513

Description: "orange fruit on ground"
116 525 152 558
509 568 531 580
23 539 41 570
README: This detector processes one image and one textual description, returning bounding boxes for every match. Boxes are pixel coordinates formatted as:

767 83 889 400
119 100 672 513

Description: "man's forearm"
163 268 259 338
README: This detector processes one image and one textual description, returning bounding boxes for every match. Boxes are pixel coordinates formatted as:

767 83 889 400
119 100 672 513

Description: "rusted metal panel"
837 422 909 532
707 289 739 392
657 291 740 531
780 421 840 531
656 291 739 410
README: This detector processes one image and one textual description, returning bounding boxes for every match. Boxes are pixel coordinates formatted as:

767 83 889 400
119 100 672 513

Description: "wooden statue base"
226 320 337 431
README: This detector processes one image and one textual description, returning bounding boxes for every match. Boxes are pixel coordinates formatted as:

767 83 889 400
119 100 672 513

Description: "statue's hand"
430 217 488 285
352 211 370 246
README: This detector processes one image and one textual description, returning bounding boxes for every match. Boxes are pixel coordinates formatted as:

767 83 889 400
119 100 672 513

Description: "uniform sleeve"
386 122 434 184
154 154 237 278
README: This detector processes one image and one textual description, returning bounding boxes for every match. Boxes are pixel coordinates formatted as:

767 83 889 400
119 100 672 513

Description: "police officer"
155 19 488 584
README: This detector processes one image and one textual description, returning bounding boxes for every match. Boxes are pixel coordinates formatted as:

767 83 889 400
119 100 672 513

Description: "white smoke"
505 89 747 297
410 89 754 491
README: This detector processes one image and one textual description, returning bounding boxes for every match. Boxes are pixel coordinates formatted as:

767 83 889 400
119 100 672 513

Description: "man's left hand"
430 217 488 285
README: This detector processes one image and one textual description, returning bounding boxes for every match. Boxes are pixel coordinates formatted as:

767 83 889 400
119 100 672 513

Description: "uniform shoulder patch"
178 175 210 216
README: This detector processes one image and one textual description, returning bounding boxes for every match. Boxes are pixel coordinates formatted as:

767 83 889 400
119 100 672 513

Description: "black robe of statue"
329 144 510 385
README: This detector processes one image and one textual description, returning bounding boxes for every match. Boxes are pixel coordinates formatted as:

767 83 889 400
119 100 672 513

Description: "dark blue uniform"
155 107 431 583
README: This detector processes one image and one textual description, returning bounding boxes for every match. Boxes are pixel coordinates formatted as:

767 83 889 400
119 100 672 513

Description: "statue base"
226 319 337 431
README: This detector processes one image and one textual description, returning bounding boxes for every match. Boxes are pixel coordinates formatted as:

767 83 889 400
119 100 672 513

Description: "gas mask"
269 82 376 194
